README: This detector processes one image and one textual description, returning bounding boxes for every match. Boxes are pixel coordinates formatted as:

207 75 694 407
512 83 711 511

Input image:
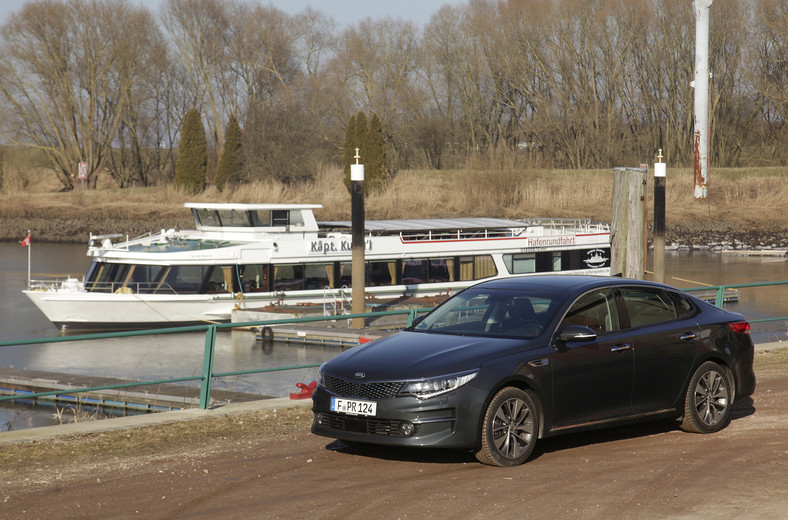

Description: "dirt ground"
2 348 787 520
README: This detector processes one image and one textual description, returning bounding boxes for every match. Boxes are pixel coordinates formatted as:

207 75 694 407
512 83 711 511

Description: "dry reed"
2 165 787 238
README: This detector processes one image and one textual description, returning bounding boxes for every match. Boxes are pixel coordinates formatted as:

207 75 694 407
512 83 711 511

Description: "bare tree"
0 0 162 189
162 0 231 159
330 18 422 136
106 23 177 187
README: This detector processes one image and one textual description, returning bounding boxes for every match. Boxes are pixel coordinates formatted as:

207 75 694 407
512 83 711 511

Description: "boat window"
272 210 289 227
504 253 536 274
551 252 562 271
305 263 332 289
428 258 453 282
217 210 251 227
129 265 165 293
273 264 305 291
333 262 350 287
402 260 425 284
367 261 397 286
250 210 270 226
160 266 207 294
458 255 497 281
239 264 269 292
196 209 221 227
85 262 130 292
204 266 236 293
289 210 305 227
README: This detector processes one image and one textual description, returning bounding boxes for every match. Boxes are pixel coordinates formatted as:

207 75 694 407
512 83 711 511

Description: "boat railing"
83 281 179 295
519 218 610 234
399 229 515 242
397 219 609 242
26 277 83 292
322 285 352 316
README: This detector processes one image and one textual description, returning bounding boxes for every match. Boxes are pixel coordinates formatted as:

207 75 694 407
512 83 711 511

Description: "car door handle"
680 332 698 341
610 344 631 352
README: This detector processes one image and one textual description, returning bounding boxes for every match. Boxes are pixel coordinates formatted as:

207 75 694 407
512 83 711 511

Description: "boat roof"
318 217 529 232
184 202 322 210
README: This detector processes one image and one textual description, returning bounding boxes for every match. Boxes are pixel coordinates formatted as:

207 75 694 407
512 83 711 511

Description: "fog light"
399 421 415 436
315 413 324 425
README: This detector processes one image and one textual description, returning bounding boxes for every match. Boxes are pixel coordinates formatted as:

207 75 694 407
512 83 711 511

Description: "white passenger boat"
23 203 611 330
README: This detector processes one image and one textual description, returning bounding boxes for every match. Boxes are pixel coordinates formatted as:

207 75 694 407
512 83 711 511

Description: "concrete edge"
0 397 312 446
2 341 785 445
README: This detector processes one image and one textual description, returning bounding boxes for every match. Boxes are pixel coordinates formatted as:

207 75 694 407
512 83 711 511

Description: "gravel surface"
1 348 787 519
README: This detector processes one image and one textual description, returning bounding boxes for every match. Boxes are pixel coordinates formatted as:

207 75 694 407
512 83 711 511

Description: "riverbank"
2 166 787 248
1 347 786 519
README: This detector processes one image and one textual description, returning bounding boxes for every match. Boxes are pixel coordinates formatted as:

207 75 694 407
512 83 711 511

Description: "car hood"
323 331 529 381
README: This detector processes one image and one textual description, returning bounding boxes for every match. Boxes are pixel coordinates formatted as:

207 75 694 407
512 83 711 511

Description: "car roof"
474 274 672 293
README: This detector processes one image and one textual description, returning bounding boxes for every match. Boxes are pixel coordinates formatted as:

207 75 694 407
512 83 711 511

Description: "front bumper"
311 385 486 449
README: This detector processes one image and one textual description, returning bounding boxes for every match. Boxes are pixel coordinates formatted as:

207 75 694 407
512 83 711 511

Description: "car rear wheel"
681 361 732 434
476 387 539 467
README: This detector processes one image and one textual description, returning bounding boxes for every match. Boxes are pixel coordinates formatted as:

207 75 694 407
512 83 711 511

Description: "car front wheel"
681 361 732 434
476 387 539 467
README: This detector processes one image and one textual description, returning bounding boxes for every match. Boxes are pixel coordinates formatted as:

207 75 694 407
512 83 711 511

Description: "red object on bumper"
290 381 317 400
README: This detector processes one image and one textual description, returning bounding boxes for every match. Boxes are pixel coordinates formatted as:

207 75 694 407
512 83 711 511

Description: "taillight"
728 321 750 334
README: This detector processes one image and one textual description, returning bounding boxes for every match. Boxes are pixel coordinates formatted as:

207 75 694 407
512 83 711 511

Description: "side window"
620 287 678 328
672 291 697 319
562 288 619 333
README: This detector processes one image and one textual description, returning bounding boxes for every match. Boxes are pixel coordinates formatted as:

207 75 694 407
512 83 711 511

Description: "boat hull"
23 290 238 331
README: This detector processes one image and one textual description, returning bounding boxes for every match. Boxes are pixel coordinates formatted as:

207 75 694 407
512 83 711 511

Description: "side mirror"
408 314 426 329
558 325 597 343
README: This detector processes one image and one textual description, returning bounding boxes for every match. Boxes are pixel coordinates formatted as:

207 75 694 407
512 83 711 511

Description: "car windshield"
412 288 565 339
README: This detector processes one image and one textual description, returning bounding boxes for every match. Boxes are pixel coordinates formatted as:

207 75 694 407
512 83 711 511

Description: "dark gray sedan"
311 275 756 466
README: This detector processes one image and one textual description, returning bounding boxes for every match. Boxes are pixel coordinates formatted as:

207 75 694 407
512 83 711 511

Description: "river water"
1 242 787 431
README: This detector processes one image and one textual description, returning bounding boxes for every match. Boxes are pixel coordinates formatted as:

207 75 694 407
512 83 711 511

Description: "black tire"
680 361 732 434
475 387 539 467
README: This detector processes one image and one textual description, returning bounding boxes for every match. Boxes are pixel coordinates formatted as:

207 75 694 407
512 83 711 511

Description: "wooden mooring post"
611 167 648 279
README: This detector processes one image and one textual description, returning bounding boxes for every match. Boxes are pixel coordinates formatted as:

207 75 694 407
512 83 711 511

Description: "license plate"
330 397 377 416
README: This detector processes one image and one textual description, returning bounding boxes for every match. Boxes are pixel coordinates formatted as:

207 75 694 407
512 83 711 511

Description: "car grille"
324 373 404 399
319 413 416 437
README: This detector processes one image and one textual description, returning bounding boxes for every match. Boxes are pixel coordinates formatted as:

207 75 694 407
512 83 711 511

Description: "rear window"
620 287 678 328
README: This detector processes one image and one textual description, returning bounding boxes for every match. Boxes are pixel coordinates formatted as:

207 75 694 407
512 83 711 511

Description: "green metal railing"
682 280 788 323
0 307 432 411
2 279 787 414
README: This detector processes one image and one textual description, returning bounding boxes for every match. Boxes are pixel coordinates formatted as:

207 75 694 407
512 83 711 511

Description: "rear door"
620 287 700 414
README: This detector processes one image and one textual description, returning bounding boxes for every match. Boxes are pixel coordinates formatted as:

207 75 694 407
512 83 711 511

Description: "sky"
0 0 466 28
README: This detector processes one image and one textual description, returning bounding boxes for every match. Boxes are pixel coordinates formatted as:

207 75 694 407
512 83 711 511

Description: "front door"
551 288 634 429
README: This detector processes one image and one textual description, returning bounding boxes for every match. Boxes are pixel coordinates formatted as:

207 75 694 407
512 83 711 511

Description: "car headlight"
316 364 326 388
399 371 478 400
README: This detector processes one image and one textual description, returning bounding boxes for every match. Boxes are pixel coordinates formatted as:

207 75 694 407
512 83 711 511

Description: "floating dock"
690 288 741 304
255 324 396 347
0 367 267 413
722 250 787 257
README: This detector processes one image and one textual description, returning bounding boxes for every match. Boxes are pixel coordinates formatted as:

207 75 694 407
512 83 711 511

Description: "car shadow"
535 398 756 460
324 398 757 466
731 396 756 420
325 439 477 465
